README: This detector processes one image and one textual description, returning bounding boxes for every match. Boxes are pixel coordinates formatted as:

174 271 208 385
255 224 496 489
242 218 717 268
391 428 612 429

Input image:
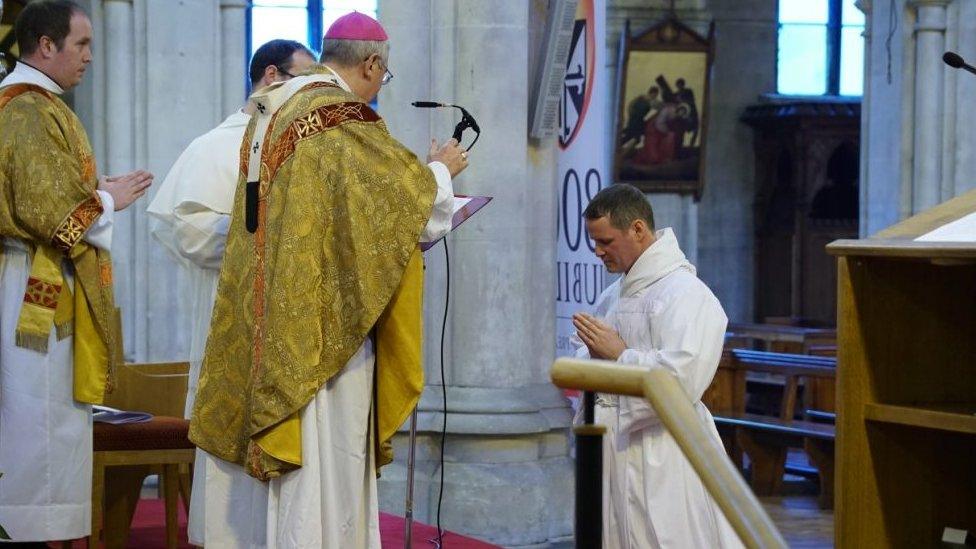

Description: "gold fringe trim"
15 330 49 353
56 321 73 340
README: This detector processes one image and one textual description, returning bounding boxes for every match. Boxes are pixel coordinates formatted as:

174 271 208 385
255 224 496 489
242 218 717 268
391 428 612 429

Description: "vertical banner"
556 0 607 358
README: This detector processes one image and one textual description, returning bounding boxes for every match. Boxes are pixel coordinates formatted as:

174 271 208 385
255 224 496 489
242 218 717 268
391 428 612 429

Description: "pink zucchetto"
324 11 389 41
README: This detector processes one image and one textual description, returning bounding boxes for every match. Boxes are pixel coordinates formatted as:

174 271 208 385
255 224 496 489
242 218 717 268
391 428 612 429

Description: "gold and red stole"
189 70 436 480
0 83 123 404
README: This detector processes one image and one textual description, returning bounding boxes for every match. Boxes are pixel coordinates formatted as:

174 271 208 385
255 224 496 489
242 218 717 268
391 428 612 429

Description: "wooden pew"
723 324 838 414
708 349 837 509
726 322 836 355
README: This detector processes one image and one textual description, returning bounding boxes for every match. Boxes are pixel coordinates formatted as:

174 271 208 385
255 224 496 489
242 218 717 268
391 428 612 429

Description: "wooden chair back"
103 362 190 417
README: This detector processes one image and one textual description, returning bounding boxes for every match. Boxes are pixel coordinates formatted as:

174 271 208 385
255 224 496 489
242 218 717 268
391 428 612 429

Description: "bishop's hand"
427 138 469 178
573 313 627 361
98 170 153 211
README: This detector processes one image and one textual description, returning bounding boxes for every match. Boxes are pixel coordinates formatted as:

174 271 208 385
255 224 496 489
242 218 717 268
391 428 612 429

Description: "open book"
93 405 154 425
915 211 976 242
421 195 492 251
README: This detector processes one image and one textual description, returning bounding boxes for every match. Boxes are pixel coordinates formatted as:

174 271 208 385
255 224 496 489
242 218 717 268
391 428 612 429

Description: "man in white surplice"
0 1 152 543
572 184 743 548
146 39 315 546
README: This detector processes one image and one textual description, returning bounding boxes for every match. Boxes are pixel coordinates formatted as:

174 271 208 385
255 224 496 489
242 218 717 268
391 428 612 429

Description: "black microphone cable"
433 237 450 548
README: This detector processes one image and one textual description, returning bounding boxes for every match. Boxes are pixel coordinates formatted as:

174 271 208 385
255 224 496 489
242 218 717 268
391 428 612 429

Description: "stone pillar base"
378 385 575 547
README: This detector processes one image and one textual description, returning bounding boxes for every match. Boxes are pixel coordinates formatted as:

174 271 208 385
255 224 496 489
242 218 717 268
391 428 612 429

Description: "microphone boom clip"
412 101 481 151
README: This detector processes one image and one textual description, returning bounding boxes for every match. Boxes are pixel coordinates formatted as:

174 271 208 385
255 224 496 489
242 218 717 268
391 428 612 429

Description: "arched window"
248 0 379 56
777 0 864 96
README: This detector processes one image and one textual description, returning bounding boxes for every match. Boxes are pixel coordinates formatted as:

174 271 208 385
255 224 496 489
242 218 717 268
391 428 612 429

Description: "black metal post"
573 390 605 548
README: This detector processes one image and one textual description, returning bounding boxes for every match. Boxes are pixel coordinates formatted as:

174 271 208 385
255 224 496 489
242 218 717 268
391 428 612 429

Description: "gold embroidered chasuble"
0 83 122 404
189 75 436 480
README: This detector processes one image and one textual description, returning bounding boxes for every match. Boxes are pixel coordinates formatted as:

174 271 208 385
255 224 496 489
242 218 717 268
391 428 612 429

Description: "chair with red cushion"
90 362 194 549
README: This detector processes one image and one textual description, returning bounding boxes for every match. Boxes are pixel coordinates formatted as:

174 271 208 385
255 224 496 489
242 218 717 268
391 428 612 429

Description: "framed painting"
614 17 714 197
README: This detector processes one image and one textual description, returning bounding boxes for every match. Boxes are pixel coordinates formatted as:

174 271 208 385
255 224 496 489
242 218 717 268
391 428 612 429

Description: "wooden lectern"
827 190 976 547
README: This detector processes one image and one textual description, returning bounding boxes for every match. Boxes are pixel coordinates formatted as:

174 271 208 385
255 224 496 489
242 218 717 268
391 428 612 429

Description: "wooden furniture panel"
744 100 860 326
829 193 976 548
710 349 837 509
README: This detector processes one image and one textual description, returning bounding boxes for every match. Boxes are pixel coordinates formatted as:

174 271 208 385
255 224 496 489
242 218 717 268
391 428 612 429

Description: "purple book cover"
420 195 492 251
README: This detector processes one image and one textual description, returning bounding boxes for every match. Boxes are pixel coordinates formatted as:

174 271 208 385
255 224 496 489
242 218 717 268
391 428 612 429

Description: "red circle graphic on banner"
558 0 595 150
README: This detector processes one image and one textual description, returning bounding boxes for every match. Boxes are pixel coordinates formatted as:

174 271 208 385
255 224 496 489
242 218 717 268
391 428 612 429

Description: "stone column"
102 0 142 358
220 0 249 116
949 0 976 196
856 0 872 236
859 0 906 235
910 0 948 213
378 1 573 546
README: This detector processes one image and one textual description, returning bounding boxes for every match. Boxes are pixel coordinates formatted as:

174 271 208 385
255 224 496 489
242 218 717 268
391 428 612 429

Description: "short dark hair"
583 184 655 231
15 0 85 58
249 40 314 87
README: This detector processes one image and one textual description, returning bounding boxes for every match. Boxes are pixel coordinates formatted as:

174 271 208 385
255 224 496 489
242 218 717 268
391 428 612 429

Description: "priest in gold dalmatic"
189 11 469 548
0 0 152 542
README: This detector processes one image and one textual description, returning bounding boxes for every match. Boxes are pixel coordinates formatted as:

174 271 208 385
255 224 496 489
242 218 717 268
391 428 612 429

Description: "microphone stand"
574 391 605 547
404 408 418 548
403 100 479 548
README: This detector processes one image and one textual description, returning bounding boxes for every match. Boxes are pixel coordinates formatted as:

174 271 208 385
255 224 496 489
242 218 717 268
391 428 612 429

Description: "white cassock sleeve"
615 286 727 431
147 117 244 271
420 161 454 243
167 205 231 271
83 190 115 251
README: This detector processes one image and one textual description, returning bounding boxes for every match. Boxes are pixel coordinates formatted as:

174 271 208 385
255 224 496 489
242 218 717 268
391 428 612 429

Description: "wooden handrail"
551 357 789 549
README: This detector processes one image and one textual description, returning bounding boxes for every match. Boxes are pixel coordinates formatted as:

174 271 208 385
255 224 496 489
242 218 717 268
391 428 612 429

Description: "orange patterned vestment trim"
52 195 103 252
247 93 381 385
80 154 96 182
0 83 52 110
99 262 113 287
24 277 62 309
261 99 380 187
245 91 381 479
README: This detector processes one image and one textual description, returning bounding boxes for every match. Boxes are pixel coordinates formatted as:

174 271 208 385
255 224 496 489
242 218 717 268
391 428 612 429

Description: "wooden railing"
551 357 788 549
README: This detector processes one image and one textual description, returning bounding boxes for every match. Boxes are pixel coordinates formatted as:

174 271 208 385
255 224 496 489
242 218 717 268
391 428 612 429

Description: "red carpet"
58 498 499 548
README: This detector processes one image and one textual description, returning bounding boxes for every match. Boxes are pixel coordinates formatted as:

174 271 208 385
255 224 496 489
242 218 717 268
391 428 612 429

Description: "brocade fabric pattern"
190 81 436 480
0 83 122 389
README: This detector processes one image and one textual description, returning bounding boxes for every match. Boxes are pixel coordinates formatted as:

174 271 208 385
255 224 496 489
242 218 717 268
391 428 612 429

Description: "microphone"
943 51 976 76
412 100 481 151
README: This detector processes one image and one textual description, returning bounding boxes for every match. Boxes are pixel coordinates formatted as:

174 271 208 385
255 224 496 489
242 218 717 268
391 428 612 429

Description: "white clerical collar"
0 61 65 95
320 65 353 92
247 64 349 116
620 228 695 298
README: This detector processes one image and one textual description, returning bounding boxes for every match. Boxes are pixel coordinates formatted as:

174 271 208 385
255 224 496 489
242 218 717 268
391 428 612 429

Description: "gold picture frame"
614 17 714 198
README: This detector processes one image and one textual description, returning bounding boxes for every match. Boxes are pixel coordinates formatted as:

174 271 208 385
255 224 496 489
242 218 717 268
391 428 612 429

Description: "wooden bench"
707 349 837 509
726 322 836 355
